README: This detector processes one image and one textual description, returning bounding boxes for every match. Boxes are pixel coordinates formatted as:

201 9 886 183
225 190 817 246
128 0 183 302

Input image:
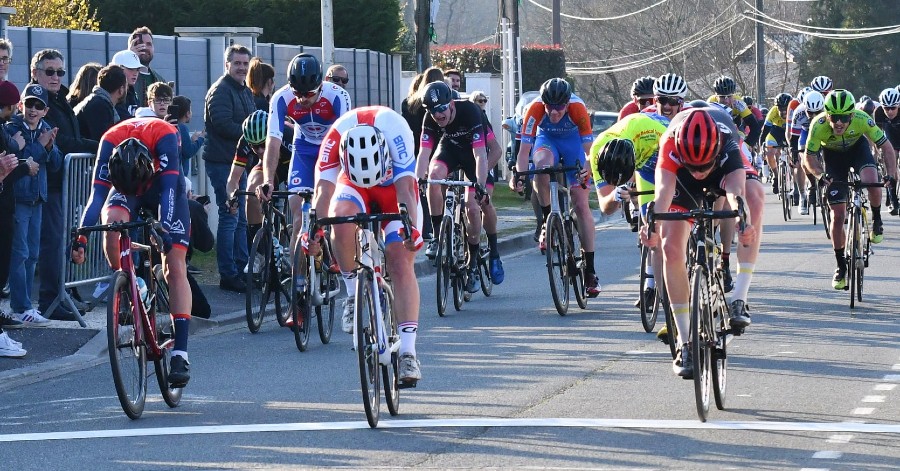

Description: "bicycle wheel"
355 270 381 428
245 226 273 333
711 295 728 411
779 162 791 222
274 224 293 327
317 264 337 345
567 217 587 310
452 221 467 311
107 271 147 420
639 245 659 332
848 207 860 308
660 275 677 360
821 187 832 239
152 267 182 408
434 218 452 316
811 186 818 226
545 213 569 316
291 249 312 351
478 230 493 297
381 283 400 416
690 267 712 422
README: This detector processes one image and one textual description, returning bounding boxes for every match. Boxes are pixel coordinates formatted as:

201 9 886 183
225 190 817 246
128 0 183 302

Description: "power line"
524 0 670 21
742 1 900 38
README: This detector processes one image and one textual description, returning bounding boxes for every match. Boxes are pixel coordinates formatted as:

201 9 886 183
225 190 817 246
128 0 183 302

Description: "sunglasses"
294 87 319 99
40 68 66 77
428 102 451 114
656 96 683 106
476 99 488 104
637 97 654 108
885 106 898 111
716 95 732 100
683 161 716 174
327 76 349 85
545 103 568 112
829 114 852 123
24 100 46 111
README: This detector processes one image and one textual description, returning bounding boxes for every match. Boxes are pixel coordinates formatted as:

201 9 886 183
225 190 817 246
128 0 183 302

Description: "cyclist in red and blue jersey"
71 117 192 387
315 106 424 385
258 53 351 239
618 76 656 121
513 77 601 296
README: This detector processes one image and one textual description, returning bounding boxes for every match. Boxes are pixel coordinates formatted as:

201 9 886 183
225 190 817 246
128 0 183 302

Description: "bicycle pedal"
730 327 744 337
398 380 418 389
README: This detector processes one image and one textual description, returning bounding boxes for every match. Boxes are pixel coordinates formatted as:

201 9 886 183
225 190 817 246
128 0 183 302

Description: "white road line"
853 407 875 415
861 395 885 403
873 384 896 391
812 451 843 459
2 418 900 443
826 434 853 443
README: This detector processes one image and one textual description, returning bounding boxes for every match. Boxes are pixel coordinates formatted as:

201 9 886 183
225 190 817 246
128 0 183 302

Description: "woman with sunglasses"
641 107 758 377
874 87 900 215
801 89 898 290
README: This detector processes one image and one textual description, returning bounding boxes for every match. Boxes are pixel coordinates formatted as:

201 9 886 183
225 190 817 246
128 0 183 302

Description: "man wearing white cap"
110 49 141 119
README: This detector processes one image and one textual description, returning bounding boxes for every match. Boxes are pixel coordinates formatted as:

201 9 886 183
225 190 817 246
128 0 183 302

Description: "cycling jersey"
420 99 488 152
589 112 667 187
708 94 753 120
232 136 292 184
874 106 900 149
761 107 788 147
80 118 190 249
804 110 888 154
618 101 641 121
790 103 813 139
520 95 593 145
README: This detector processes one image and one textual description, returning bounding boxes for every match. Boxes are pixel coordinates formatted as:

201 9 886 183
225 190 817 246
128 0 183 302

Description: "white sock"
731 263 755 303
398 322 418 356
172 350 188 362
342 272 357 297
671 304 690 346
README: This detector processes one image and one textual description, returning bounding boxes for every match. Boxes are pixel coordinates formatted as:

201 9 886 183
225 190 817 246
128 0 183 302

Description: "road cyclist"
874 87 900 215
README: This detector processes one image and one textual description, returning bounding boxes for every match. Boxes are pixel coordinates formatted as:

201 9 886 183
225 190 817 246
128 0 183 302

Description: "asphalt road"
0 194 898 470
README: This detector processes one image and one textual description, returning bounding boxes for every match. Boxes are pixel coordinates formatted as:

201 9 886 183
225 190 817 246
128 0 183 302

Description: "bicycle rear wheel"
478 230 493 297
435 219 452 316
820 186 832 239
152 268 182 408
690 267 712 422
567 217 587 310
848 208 860 308
108 271 147 420
639 245 659 332
246 226 273 333
545 214 569 316
779 162 791 221
660 275 677 360
356 271 381 428
381 283 400 416
452 221 467 311
291 249 312 351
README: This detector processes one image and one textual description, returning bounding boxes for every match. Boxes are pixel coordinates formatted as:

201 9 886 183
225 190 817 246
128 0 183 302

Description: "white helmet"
803 90 825 113
340 125 390 188
879 87 900 107
810 75 833 93
653 73 687 98
796 86 812 104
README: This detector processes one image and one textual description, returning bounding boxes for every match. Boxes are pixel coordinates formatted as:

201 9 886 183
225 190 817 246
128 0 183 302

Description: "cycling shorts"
533 134 588 186
822 138 877 205
287 144 319 192
105 182 191 250
432 141 494 186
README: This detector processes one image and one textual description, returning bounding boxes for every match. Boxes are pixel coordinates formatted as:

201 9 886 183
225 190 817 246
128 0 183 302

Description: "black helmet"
742 96 754 106
108 138 154 196
775 92 792 109
596 138 635 186
421 81 453 112
688 99 710 108
631 76 656 97
713 76 736 95
540 78 572 105
287 53 322 94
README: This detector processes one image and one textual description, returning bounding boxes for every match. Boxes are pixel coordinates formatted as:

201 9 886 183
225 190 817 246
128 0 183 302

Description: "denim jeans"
10 203 41 313
38 190 63 313
205 161 247 280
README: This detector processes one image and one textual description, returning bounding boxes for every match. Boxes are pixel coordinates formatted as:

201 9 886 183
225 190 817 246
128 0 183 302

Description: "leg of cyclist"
385 239 421 383
571 183 599 296
464 191 483 293
244 166 266 272
729 177 764 329
425 155 450 258
715 197 735 294
483 134 505 284
531 145 555 251
765 145 779 193
660 218 692 377
860 165 884 243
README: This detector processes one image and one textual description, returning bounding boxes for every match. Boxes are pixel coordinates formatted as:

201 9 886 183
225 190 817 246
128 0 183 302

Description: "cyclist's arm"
314 125 341 216
263 96 287 187
415 117 439 179
741 113 761 146
879 141 899 180
652 165 676 214
802 149 824 178
79 140 115 228
226 142 249 198
395 175 419 230
486 130 502 169
155 133 182 233
516 102 543 172
721 167 748 215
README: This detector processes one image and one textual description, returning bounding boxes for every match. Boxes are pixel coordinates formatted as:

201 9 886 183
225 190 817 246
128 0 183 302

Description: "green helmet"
823 89 855 115
242 110 268 145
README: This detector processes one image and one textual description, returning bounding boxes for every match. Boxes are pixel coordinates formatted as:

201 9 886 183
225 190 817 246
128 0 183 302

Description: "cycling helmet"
674 109 720 169
858 98 875 116
688 99 710 108
340 125 390 188
803 90 825 113
743 96 754 106
713 76 736 95
796 86 811 104
631 76 656 97
879 87 900 107
421 81 453 112
540 78 572 105
824 89 855 114
653 73 687 98
810 75 833 93
108 138 154 196
858 95 870 103
760 107 769 116
775 93 792 109
596 138 635 186
287 53 323 94
242 110 268 145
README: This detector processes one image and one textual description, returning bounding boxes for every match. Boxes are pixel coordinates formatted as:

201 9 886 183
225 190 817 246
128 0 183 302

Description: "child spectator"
5 84 61 326
146 81 173 119
169 95 204 175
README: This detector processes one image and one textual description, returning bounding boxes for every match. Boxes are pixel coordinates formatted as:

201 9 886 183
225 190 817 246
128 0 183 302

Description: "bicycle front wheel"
317 264 337 344
356 270 381 428
848 207 861 308
639 245 659 332
452 221 468 311
545 214 569 316
567 217 587 310
434 218 452 316
821 187 832 239
779 162 791 221
381 283 400 416
478 230 493 297
291 250 312 351
711 294 728 411
690 267 712 422
246 226 273 333
107 271 147 419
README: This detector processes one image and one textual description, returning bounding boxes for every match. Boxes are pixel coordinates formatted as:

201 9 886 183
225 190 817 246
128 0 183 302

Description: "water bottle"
273 237 284 264
136 277 150 311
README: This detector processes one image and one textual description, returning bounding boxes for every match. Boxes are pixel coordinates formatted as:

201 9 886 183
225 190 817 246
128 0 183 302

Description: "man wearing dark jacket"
203 44 255 293
74 65 127 141
30 49 99 320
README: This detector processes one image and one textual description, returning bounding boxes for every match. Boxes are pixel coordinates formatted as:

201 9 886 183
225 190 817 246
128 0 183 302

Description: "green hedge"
431 44 566 92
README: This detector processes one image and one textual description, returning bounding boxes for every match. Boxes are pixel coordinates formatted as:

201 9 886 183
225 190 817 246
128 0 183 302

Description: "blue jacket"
4 115 63 204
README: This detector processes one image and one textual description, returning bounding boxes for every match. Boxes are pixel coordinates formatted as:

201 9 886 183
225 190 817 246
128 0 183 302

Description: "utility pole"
755 0 766 102
552 0 562 46
322 0 335 69
415 0 433 72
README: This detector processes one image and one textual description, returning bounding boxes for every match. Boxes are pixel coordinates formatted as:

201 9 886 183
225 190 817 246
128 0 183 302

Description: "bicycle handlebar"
76 210 165 252
309 204 413 243
514 164 587 189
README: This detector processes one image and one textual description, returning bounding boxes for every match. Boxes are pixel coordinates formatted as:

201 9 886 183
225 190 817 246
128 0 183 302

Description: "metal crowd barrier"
44 153 109 328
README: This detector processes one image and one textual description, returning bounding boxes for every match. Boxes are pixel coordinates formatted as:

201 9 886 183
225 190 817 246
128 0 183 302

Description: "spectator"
469 90 489 111
5 83 62 326
74 64 127 141
401 66 444 239
146 81 173 118
0 79 31 340
325 64 350 89
247 57 275 111
170 95 204 175
66 62 101 109
129 27 167 108
203 44 255 293
444 68 463 97
111 49 142 120
31 49 99 321
0 39 11 84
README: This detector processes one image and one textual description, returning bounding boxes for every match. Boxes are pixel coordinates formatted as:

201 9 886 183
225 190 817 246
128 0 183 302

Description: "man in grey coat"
203 45 255 293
